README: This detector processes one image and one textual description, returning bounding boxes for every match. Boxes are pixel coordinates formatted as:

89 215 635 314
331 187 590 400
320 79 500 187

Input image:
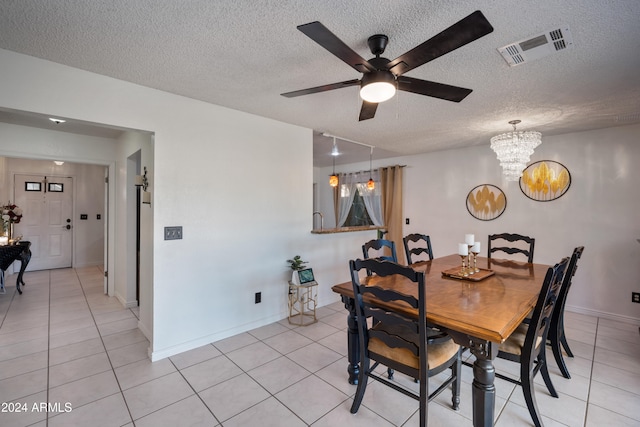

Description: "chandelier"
490 120 541 181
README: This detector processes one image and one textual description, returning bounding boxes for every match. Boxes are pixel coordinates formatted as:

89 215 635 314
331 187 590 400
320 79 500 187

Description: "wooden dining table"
331 254 551 427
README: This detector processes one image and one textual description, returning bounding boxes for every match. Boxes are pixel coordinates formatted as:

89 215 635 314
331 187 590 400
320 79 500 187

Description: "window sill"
311 226 385 235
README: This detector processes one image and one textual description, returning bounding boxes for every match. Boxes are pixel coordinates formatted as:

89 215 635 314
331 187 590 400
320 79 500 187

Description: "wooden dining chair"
403 233 434 264
494 256 569 427
362 239 398 276
349 258 461 427
488 233 535 263
549 246 585 379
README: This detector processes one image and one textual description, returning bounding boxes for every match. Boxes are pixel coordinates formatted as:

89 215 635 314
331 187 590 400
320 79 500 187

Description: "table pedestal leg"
341 295 359 385
470 340 498 427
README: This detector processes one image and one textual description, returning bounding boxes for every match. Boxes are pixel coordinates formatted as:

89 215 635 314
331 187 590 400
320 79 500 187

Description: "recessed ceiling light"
49 118 66 124
54 161 65 166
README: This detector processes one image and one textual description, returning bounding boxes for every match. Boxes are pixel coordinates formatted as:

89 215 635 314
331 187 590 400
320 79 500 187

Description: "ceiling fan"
281 10 493 121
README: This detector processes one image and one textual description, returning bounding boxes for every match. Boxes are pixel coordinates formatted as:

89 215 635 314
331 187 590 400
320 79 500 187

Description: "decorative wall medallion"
466 184 506 221
519 160 571 202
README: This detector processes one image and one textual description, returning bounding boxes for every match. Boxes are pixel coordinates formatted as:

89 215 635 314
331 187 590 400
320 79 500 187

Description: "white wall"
315 123 640 324
0 48 316 360
0 153 107 268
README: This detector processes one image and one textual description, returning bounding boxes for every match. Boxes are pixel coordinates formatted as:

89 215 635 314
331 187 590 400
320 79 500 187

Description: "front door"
13 174 73 270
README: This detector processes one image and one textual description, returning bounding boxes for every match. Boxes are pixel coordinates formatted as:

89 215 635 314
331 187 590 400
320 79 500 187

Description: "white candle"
458 243 469 256
465 234 475 246
472 241 481 253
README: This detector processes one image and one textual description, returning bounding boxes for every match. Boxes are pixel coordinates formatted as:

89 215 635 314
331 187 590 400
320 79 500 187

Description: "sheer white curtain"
336 173 358 227
359 169 383 226
336 170 383 227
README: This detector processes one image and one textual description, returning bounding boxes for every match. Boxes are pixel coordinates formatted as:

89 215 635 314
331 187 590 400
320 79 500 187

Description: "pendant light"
490 120 542 181
329 137 339 187
367 147 375 190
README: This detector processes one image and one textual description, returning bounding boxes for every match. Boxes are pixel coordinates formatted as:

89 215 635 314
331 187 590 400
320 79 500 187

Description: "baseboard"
150 312 285 362
565 304 640 325
114 293 138 309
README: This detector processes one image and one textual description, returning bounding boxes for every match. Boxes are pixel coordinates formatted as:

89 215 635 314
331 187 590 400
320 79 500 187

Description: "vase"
7 222 12 243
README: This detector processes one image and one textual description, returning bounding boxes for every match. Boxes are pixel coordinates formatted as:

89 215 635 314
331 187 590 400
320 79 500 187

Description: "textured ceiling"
0 0 639 167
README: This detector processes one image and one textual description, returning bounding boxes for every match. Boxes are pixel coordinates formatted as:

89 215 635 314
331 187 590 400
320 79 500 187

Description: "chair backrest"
551 246 584 326
524 257 569 362
350 258 426 378
403 233 434 264
488 233 535 263
362 239 398 262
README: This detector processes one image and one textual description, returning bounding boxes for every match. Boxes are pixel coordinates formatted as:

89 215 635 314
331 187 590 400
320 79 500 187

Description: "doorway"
13 174 73 270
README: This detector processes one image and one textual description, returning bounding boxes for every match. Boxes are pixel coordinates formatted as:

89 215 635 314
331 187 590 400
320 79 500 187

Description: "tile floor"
1 266 639 426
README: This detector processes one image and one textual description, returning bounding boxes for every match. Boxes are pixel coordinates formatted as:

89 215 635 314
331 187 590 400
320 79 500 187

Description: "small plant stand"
288 280 318 326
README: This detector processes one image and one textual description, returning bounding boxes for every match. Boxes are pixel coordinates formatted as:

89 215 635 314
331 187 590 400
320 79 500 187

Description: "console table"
0 241 32 294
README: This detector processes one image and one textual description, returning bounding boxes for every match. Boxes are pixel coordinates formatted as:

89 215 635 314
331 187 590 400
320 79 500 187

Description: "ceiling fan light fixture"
360 71 396 103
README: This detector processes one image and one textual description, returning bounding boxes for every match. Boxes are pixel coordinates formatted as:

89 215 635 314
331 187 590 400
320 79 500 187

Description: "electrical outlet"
164 226 183 240
255 292 261 304
632 292 640 303
405 218 410 225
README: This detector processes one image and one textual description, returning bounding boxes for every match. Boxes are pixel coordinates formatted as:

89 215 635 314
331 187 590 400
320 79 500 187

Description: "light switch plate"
164 226 183 240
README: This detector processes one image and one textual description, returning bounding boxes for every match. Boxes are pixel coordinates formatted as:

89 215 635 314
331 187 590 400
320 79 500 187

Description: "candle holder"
459 255 468 277
470 249 479 273
467 245 475 275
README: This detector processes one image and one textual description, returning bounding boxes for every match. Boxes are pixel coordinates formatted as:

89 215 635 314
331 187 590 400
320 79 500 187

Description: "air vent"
498 26 573 66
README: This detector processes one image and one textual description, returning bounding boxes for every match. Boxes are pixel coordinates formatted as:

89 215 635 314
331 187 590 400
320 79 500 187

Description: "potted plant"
287 255 308 284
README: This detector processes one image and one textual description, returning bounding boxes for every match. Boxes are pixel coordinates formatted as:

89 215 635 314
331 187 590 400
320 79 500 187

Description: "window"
48 183 64 192
336 171 383 227
344 187 373 227
25 182 42 191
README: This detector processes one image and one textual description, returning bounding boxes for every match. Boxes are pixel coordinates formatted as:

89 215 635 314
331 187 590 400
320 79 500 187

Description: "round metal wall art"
466 184 507 221
519 160 571 202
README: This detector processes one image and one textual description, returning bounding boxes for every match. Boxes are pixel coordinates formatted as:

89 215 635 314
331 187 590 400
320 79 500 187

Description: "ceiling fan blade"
397 76 472 102
386 10 494 76
297 22 376 73
281 79 360 98
359 101 378 121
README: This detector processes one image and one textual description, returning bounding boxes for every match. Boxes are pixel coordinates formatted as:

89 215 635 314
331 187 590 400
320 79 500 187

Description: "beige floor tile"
317 329 348 356
102 328 148 351
223 396 304 427
291 321 340 342
123 371 194 420
594 346 640 373
169 343 221 370
48 370 120 410
588 380 640 421
0 350 47 381
212 332 258 353
49 338 105 366
509 381 587 426
585 403 640 427
314 357 358 396
134 395 219 427
286 342 342 373
115 357 176 390
0 337 48 362
199 373 270 422
248 321 290 340
313 396 395 427
262 329 313 355
107 340 150 368
592 361 640 395
0 390 48 427
226 341 282 371
275 374 349 425
495 401 567 427
47 393 131 427
180 355 243 392
48 352 112 388
247 355 310 394
0 368 47 402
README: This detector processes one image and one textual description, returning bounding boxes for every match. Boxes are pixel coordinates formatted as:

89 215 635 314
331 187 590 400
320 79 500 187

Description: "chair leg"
559 314 574 357
550 322 571 379
451 350 462 410
539 353 558 398
521 365 544 427
419 366 428 427
350 359 369 414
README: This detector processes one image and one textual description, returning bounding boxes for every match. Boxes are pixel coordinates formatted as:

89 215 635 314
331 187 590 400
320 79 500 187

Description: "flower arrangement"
2 202 22 238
